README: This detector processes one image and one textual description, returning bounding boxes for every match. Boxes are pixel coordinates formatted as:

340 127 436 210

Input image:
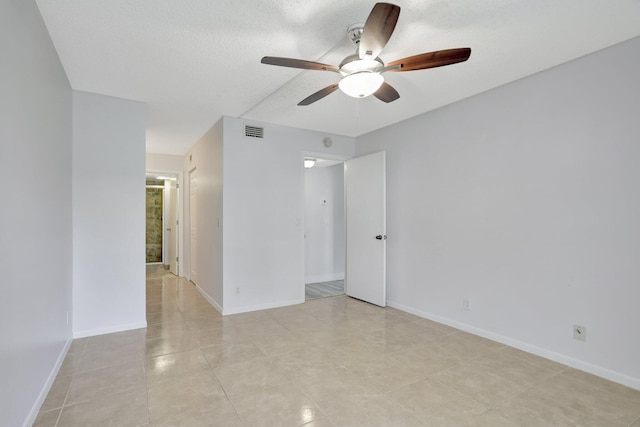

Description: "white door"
168 180 178 275
345 151 386 307
189 169 198 285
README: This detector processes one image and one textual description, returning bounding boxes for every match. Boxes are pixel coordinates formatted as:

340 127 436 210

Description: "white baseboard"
73 321 147 339
387 300 640 391
305 273 344 284
222 298 305 316
195 285 223 314
194 284 305 316
23 338 72 427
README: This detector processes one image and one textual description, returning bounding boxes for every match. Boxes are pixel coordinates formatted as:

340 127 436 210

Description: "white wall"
146 152 184 172
356 37 640 389
304 164 345 283
73 91 147 337
0 1 73 425
183 119 224 310
221 117 354 314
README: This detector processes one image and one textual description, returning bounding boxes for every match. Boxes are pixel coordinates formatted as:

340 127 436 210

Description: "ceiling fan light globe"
339 72 384 98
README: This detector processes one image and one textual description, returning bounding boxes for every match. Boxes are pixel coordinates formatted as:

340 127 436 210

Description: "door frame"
146 169 184 276
301 151 350 300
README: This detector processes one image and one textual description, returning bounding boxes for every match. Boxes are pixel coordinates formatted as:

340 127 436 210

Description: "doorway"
303 158 346 300
145 172 180 276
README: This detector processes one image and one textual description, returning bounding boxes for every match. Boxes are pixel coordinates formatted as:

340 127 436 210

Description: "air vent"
245 125 264 139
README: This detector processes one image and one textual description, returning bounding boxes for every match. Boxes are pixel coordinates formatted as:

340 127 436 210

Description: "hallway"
35 273 640 426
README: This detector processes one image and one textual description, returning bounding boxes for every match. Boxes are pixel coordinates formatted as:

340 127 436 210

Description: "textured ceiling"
36 0 640 155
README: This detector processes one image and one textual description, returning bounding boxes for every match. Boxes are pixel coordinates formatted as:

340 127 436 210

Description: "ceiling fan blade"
261 57 339 72
373 82 400 103
387 48 471 72
359 3 401 59
298 84 339 106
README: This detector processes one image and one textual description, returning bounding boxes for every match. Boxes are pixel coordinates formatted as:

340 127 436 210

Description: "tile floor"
305 280 345 301
35 273 640 426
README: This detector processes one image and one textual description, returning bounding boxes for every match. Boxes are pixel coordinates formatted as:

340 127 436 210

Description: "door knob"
375 235 387 240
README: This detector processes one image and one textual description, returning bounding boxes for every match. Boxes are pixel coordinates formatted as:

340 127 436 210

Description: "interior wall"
221 117 355 314
0 1 73 425
183 118 224 310
304 164 345 284
73 90 147 338
356 36 640 389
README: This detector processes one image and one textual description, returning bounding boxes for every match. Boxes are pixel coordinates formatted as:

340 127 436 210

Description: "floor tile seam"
441 356 533 393
498 347 570 372
429 374 514 412
385 387 492 425
462 347 566 388
61 384 148 413
557 367 640 400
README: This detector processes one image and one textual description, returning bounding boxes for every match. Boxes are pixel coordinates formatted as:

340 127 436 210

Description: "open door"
345 151 386 307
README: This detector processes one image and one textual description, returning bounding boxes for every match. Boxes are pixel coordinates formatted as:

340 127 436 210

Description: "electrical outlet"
573 324 586 341
235 287 240 294
462 298 470 311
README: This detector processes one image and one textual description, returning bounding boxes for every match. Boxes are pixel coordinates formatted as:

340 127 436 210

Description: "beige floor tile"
299 378 381 416
145 348 211 384
32 409 60 427
146 309 184 325
147 372 231 424
191 325 249 347
152 402 242 427
531 373 640 425
328 395 425 427
497 346 567 372
214 356 291 398
466 410 519 426
184 316 224 332
144 332 199 357
467 349 563 388
76 341 144 373
385 320 450 343
412 317 461 335
66 359 145 405
40 274 639 427
561 368 640 402
57 387 148 427
387 378 488 424
201 342 264 368
238 318 293 339
40 374 72 411
269 347 343 380
84 329 145 352
388 344 461 377
57 351 83 377
230 383 323 426
432 363 527 407
144 320 189 340
67 338 88 355
433 332 505 362
180 305 221 320
494 389 601 426
252 330 311 357
299 418 337 427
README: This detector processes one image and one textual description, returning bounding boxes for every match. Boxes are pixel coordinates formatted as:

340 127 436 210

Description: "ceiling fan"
261 2 471 106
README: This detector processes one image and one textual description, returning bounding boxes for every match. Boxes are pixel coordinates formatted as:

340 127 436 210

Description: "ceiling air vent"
244 125 264 139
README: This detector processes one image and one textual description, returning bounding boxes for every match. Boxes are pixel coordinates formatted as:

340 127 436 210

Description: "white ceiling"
36 0 640 156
